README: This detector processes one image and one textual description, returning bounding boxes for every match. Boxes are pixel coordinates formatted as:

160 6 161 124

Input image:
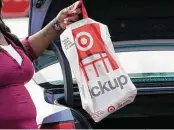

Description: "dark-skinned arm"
26 1 81 58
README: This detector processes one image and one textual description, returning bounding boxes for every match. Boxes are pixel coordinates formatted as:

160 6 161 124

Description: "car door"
29 0 73 104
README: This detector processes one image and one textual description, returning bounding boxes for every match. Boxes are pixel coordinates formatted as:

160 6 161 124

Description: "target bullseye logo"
75 31 94 51
108 106 116 113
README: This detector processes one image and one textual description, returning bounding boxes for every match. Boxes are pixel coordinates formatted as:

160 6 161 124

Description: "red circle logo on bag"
108 106 116 113
75 31 94 51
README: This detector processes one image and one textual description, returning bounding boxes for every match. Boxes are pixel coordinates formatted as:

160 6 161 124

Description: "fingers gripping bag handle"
70 0 88 19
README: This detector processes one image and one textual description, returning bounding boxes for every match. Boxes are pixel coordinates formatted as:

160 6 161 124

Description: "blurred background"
1 0 29 18
1 0 29 39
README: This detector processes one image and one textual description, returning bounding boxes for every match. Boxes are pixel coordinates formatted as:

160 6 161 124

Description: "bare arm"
27 18 61 58
27 1 81 58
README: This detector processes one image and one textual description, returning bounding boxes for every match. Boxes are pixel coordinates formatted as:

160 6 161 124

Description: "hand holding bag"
60 0 137 122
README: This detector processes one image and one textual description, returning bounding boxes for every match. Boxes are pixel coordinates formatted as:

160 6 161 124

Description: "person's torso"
0 37 37 128
0 41 34 88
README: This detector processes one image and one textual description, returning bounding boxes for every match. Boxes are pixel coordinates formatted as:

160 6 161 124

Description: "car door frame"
28 0 75 108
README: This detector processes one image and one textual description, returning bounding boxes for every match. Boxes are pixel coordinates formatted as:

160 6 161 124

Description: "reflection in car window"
34 42 58 72
117 49 174 82
34 50 58 71
35 49 174 85
34 39 174 85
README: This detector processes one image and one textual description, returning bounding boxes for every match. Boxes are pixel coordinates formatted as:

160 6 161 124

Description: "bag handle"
70 0 88 19
80 0 88 19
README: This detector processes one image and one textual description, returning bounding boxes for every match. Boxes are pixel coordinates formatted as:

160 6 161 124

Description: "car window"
32 42 65 86
33 41 174 86
6 19 174 86
118 50 174 79
29 1 174 87
34 47 58 71
33 62 64 85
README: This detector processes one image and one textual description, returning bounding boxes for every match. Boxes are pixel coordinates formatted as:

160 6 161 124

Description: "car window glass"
117 50 174 78
32 42 66 86
34 47 58 71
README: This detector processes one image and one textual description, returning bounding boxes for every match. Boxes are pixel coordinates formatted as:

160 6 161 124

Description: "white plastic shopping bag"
60 0 137 122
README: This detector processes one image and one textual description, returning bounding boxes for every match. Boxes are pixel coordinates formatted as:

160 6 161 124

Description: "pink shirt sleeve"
22 37 37 61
